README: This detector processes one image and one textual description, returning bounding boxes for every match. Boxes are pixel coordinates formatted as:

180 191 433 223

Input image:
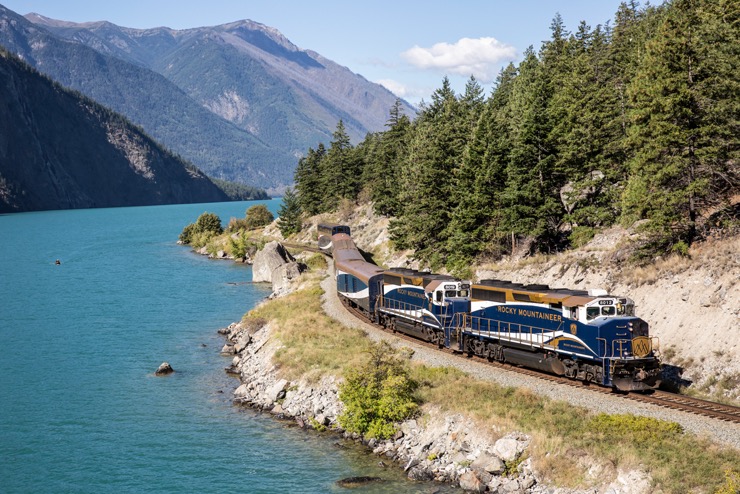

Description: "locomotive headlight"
628 321 634 332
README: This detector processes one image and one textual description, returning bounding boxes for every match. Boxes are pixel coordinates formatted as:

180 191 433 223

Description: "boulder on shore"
252 241 295 283
252 241 306 296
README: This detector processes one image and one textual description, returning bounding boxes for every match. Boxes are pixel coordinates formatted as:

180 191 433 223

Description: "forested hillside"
0 5 291 192
293 0 738 268
0 49 228 213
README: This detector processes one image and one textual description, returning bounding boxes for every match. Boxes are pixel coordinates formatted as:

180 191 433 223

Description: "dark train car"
377 268 471 347
461 280 661 391
331 232 384 318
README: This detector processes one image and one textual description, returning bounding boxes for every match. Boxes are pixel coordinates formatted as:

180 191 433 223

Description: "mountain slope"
22 13 416 183
0 49 228 213
0 5 292 191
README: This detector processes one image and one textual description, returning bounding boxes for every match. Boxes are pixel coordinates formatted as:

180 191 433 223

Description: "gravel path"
320 270 740 451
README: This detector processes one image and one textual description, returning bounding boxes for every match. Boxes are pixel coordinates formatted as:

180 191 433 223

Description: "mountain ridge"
0 48 228 213
4 6 416 192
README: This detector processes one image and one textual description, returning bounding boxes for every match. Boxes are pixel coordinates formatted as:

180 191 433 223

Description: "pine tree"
445 68 514 270
622 0 739 253
321 120 359 210
365 99 411 217
277 187 302 237
294 144 326 216
390 78 470 267
500 47 562 252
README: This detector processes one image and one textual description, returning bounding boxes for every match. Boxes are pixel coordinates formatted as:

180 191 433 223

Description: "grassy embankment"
241 254 739 494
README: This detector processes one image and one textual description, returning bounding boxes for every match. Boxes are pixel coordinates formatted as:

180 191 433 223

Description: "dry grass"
618 253 692 286
246 281 370 383
411 362 739 492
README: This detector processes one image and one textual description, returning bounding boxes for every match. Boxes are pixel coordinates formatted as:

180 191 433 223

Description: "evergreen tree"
321 120 360 210
500 47 562 252
390 78 470 266
445 65 517 269
622 0 739 253
365 99 411 217
277 188 302 237
294 144 326 215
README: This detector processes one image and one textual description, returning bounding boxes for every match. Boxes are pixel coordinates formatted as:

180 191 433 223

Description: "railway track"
283 242 326 255
343 302 740 425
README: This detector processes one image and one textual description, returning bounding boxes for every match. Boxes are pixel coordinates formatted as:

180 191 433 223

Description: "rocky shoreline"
213 242 656 494
218 319 546 493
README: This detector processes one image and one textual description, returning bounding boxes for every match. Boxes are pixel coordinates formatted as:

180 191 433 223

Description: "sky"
2 0 633 106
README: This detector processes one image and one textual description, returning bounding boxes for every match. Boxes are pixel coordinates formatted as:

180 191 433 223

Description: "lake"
0 200 454 493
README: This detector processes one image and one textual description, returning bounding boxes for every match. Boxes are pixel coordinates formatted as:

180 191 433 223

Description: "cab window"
601 306 616 317
445 290 457 298
435 291 443 303
458 290 469 298
586 307 600 320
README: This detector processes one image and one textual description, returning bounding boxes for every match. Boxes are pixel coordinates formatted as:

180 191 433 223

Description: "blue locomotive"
324 227 661 392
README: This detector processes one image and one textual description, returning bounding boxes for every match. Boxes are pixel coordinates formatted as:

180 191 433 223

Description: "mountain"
0 5 291 192
0 48 229 213
0 5 416 192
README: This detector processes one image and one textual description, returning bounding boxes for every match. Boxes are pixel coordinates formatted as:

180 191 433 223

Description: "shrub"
227 217 250 232
228 234 248 259
569 226 596 249
244 204 274 229
179 223 197 244
195 212 223 236
179 212 223 245
338 341 418 439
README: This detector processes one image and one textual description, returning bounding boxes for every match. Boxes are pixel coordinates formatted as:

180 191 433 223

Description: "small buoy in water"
55 259 61 265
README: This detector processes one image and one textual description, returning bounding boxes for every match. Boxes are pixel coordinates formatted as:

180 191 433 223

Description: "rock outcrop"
155 362 174 375
251 241 305 296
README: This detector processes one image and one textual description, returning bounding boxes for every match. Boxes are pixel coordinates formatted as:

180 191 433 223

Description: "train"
319 223 662 392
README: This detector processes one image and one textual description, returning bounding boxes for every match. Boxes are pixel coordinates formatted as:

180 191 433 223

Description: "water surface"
0 201 454 493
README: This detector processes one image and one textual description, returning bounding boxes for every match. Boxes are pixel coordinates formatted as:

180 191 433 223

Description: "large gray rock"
458 470 487 492
266 379 289 402
271 261 305 295
252 242 295 283
472 453 505 475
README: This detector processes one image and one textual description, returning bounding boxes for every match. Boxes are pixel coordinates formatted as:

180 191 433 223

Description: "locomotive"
320 223 662 392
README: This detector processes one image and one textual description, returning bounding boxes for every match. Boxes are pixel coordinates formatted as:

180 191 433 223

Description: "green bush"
179 223 197 244
569 226 596 249
338 341 418 439
228 234 248 259
179 212 223 245
195 212 223 236
589 414 683 443
244 204 274 229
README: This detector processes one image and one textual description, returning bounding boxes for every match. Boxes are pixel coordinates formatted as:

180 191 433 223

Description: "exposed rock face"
0 50 228 213
251 241 305 296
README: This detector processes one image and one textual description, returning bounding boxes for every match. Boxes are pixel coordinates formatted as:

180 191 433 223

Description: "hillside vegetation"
0 49 228 213
293 0 738 266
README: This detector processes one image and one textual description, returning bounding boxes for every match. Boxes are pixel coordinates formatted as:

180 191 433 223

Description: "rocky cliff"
0 49 228 213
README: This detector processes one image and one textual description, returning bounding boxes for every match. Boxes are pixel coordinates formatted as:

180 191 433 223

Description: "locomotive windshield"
585 298 636 321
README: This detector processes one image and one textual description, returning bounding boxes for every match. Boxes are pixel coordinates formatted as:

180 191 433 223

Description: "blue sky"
3 0 633 105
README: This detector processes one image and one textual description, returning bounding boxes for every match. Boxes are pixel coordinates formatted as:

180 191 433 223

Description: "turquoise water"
0 201 452 493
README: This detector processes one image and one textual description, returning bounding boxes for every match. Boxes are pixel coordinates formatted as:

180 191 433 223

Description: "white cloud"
401 37 516 83
376 79 428 106
376 79 410 97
